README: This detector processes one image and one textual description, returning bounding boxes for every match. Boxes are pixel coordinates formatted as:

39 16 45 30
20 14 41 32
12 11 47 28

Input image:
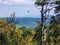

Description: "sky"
0 0 55 18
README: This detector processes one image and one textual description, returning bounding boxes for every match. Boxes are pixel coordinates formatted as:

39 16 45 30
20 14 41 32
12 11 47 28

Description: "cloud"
0 0 35 5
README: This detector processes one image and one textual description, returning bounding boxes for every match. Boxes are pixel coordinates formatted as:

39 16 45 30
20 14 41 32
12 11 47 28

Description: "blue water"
2 17 50 29
15 18 41 28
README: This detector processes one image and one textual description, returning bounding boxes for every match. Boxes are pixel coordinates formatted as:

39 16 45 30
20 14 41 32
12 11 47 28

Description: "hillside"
0 18 11 31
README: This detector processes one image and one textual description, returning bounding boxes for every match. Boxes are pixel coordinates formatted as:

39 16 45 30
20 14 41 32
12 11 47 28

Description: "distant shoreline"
0 15 52 18
2 17 50 29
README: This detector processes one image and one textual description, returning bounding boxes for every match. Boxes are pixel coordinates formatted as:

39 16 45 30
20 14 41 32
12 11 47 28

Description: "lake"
2 17 50 29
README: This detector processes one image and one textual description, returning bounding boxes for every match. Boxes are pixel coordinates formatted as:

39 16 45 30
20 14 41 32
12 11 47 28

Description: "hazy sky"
0 0 55 18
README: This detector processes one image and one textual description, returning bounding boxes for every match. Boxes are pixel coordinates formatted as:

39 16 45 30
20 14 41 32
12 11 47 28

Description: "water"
2 17 50 29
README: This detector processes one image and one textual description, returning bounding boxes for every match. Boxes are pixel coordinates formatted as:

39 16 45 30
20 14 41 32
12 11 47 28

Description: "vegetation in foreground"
0 19 38 45
0 0 60 45
0 15 60 45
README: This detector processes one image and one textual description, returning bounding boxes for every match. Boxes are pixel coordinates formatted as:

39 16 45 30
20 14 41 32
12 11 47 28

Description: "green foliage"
46 15 60 45
0 18 60 45
35 0 48 5
0 25 37 45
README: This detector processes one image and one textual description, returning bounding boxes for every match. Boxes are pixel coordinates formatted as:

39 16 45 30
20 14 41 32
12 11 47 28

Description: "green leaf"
56 0 60 4
57 0 60 1
36 0 48 5
36 0 41 3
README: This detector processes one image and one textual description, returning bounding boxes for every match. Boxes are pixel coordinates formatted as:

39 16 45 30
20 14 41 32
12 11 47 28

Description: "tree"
49 0 60 44
8 12 16 31
55 0 60 23
35 0 56 45
49 15 60 45
0 32 9 45
35 0 60 45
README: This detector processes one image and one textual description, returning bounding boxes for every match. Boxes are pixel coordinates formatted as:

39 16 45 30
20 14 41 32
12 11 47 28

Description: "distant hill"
0 18 8 24
0 18 11 31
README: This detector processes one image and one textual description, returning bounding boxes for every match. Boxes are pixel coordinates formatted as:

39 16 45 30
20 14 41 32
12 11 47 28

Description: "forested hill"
0 18 11 31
